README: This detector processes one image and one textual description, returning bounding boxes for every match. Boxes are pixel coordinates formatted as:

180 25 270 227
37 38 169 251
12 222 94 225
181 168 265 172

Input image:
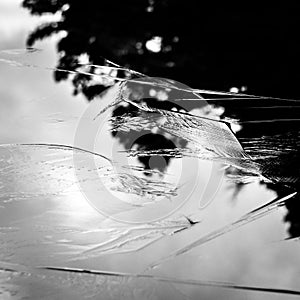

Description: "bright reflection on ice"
146 36 162 53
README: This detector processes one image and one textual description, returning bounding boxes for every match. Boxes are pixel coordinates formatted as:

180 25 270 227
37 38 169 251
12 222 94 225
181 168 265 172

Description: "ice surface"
1 48 300 299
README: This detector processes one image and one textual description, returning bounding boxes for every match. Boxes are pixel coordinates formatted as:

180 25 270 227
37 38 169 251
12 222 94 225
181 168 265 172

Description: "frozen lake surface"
0 47 300 300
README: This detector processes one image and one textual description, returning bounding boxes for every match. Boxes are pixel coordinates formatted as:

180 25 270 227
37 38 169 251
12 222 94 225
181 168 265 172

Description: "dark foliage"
23 1 300 99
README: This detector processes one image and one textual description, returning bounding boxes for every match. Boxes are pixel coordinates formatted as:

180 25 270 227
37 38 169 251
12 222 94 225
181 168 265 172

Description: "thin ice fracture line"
37 266 300 296
0 143 111 162
173 97 300 102
146 192 297 271
239 118 300 124
1 57 299 102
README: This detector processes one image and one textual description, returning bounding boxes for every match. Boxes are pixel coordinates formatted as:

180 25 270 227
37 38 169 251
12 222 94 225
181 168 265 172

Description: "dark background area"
22 1 300 99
